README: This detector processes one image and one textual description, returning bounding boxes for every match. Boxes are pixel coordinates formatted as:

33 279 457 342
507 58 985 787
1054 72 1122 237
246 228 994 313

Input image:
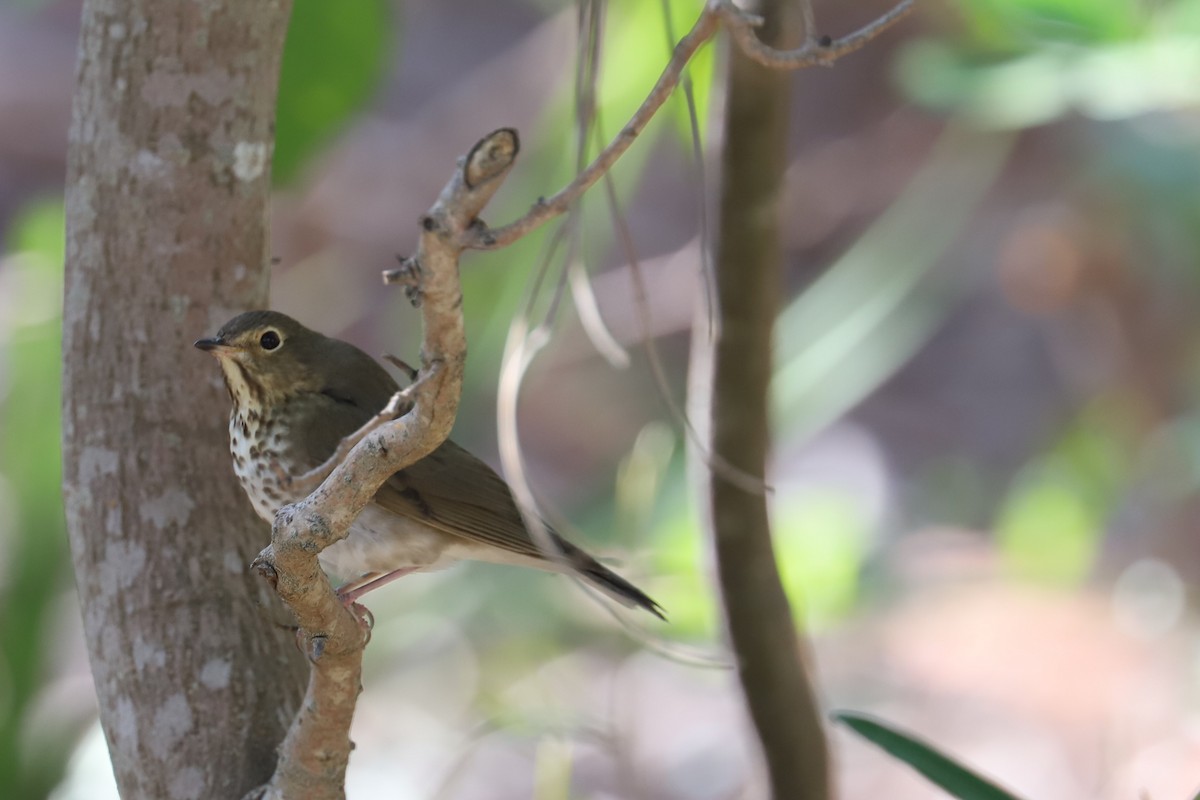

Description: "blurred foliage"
774 124 1013 441
651 494 717 638
274 0 393 185
997 409 1127 584
953 0 1145 51
898 0 1200 127
532 737 574 800
0 199 81 799
774 492 869 626
834 712 1024 800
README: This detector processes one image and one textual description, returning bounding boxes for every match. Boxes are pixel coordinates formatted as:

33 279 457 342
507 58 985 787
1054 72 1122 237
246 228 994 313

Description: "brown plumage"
196 310 664 619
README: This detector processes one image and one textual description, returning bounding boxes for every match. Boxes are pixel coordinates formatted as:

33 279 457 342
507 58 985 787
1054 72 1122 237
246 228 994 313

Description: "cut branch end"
465 128 520 188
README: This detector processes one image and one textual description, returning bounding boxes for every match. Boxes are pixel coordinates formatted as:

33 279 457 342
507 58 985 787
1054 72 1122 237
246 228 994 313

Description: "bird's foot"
347 601 374 644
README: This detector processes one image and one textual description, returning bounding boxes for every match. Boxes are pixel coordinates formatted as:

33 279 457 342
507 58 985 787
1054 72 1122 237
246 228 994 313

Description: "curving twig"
460 10 721 251
716 0 915 69
458 0 913 253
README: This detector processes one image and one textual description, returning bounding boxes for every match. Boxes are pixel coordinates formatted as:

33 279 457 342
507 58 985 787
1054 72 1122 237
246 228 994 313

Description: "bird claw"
287 598 373 659
346 601 374 645
308 634 327 661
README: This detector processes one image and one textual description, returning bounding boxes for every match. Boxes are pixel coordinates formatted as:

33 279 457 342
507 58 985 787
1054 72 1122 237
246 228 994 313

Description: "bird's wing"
328 432 666 618
295 392 376 468
372 439 553 561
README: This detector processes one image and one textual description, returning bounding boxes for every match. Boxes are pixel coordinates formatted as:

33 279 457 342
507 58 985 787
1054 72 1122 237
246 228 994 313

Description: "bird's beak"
194 336 232 355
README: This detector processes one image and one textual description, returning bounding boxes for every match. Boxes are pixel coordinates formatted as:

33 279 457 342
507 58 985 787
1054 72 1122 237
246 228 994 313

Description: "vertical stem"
708 1 831 798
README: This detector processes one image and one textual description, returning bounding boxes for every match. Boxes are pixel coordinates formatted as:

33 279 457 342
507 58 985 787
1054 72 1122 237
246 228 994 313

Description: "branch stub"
464 128 520 189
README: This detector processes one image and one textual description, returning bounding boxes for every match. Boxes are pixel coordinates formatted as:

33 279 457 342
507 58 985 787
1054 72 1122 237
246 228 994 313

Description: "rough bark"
709 1 831 798
62 2 306 798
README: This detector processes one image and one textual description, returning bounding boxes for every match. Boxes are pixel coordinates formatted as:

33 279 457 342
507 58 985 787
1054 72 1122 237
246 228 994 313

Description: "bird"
195 310 664 618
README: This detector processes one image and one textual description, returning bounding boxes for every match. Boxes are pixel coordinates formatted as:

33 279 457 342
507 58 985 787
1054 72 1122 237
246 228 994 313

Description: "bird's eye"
259 330 282 351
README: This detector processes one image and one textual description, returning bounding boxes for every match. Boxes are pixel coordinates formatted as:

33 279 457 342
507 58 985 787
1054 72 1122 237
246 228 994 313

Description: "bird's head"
195 310 328 407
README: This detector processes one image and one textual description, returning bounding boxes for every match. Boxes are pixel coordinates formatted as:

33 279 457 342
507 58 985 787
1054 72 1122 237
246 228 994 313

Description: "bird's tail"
553 534 666 621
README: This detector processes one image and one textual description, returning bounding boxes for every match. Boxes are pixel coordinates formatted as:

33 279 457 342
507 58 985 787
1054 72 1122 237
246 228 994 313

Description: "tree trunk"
62 2 306 797
709 1 831 798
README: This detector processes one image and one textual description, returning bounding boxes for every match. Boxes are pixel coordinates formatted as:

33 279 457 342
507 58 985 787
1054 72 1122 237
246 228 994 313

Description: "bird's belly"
317 503 457 580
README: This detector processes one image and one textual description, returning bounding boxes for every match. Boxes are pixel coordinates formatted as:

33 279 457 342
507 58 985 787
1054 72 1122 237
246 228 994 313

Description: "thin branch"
459 0 913 252
565 0 631 368
568 258 630 368
461 9 722 251
659 0 718 343
716 0 915 69
496 318 572 572
382 353 419 381
710 0 831 796
599 158 770 495
250 129 520 800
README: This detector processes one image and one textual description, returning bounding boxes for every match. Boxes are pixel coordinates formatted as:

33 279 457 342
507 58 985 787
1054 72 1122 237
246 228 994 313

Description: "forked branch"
246 129 519 800
459 0 912 252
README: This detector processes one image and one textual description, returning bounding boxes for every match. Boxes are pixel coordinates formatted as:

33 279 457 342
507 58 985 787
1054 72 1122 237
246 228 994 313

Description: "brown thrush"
196 310 664 618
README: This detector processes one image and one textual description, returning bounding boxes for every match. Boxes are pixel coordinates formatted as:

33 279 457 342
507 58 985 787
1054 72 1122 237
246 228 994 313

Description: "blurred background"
2 0 1200 797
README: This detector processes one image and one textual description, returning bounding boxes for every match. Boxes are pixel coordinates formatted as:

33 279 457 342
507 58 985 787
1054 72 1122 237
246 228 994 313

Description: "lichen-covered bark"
709 1 831 798
62 2 306 797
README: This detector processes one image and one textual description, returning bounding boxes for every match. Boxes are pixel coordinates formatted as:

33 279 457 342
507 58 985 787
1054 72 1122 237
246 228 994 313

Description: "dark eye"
259 330 281 351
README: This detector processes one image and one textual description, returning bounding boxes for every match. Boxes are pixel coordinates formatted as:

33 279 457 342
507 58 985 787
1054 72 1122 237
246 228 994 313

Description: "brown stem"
708 1 831 798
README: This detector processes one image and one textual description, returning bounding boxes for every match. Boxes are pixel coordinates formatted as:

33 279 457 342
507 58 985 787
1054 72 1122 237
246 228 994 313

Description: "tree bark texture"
63 2 306 798
709 1 831 798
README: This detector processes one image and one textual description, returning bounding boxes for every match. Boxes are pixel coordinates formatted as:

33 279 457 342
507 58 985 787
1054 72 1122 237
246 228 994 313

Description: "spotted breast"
225 393 454 582
228 405 293 524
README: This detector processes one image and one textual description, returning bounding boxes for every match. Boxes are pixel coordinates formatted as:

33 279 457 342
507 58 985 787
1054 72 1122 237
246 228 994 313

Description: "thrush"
195 310 664 618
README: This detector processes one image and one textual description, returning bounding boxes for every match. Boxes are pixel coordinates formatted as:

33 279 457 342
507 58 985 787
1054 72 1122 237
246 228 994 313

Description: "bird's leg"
334 571 382 600
335 567 420 605
346 602 374 642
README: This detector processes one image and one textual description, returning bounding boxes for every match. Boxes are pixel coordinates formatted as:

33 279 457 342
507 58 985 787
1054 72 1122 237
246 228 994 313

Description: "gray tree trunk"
709 0 832 797
62 1 306 797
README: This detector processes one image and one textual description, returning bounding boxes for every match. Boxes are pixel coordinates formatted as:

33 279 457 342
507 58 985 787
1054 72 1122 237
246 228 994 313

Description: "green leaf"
834 712 1026 800
0 198 81 798
274 0 393 185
